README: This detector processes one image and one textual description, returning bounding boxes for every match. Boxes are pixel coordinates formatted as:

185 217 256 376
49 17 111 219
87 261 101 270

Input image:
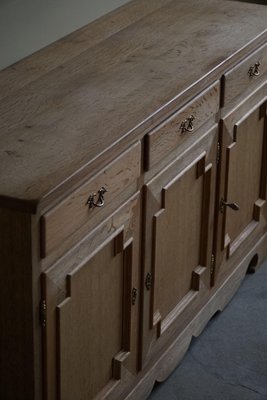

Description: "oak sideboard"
0 1 267 399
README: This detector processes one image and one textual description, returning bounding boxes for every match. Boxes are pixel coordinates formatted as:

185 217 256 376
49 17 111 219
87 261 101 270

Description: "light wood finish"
213 89 267 284
222 43 267 106
57 242 124 400
41 142 141 258
0 0 172 101
42 194 140 400
0 1 267 212
144 82 220 170
1 1 267 399
124 232 267 400
141 126 217 365
224 107 266 255
153 160 210 332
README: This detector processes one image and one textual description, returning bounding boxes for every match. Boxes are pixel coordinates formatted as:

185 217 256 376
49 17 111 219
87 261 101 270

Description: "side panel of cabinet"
41 194 141 400
214 96 267 282
141 126 218 365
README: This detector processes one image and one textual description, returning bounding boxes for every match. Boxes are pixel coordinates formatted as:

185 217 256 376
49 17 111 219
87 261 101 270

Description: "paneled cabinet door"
141 126 218 365
41 193 141 400
215 96 267 282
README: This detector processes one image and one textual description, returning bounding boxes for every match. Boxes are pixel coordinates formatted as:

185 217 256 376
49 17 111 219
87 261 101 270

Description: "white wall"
0 0 130 70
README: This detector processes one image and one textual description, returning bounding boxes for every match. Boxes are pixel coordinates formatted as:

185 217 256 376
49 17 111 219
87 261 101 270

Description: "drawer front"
223 43 267 105
41 142 141 258
144 82 220 170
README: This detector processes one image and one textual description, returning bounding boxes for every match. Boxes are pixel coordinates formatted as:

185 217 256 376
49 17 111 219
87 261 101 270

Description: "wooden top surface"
0 0 267 212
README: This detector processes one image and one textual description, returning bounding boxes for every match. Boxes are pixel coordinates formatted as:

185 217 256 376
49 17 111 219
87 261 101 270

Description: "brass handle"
179 115 195 134
87 186 107 208
248 61 260 77
220 199 240 213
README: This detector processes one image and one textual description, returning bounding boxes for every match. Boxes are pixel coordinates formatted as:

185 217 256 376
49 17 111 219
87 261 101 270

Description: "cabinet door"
215 98 267 280
141 126 218 365
41 193 140 400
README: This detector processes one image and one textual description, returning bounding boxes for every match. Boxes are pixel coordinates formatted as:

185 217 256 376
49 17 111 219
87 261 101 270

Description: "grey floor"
148 258 267 400
237 0 267 4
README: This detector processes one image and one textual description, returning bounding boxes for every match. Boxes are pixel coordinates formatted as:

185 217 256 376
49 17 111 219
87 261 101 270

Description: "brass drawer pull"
220 198 240 213
179 115 195 134
248 61 260 77
87 186 107 208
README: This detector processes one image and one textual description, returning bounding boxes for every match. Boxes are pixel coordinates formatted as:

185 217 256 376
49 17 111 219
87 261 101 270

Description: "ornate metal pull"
179 115 195 134
248 61 260 77
220 199 240 213
87 186 107 208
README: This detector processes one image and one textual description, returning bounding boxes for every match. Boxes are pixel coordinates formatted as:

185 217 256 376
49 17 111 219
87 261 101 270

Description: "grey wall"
0 0 130 71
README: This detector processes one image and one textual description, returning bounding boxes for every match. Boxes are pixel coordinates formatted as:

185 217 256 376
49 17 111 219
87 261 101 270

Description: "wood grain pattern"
41 275 61 400
213 85 267 286
0 208 35 400
141 125 218 366
260 102 267 200
1 1 267 399
41 141 141 257
153 160 204 321
223 105 266 256
57 241 124 400
151 157 213 337
0 0 171 101
213 82 267 284
145 82 220 170
222 42 267 106
42 193 141 400
0 0 267 210
123 232 267 400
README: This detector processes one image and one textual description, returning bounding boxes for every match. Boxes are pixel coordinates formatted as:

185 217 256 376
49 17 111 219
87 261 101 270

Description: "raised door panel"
42 194 140 400
57 239 126 400
141 126 218 365
220 102 267 261
152 158 211 335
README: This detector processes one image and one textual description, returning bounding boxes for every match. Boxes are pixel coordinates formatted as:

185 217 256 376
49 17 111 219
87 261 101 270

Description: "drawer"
40 142 141 258
144 82 220 170
223 43 267 105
